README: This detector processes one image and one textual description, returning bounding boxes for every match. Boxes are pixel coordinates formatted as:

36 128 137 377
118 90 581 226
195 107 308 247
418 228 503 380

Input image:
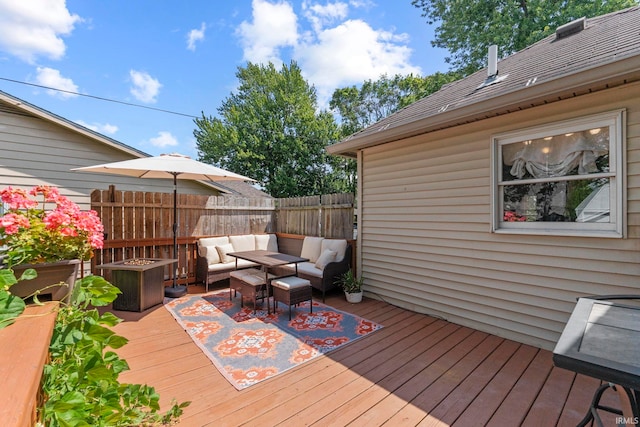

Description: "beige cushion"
300 236 324 263
208 262 236 272
272 276 311 290
255 234 278 251
216 244 235 263
295 262 323 278
229 234 255 252
315 249 336 270
242 271 275 286
279 262 323 278
320 239 347 261
236 259 259 269
198 236 229 257
230 268 262 279
202 246 221 265
208 260 257 272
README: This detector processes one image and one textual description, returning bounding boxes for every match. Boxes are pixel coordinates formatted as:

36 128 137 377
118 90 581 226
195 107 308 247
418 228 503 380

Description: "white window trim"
491 109 625 238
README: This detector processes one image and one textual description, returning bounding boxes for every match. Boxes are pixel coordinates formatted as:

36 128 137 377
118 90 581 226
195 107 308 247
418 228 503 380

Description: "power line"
0 76 199 118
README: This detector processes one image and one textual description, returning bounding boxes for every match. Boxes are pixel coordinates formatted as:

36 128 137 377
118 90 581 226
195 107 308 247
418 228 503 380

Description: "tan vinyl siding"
360 81 640 350
0 106 217 210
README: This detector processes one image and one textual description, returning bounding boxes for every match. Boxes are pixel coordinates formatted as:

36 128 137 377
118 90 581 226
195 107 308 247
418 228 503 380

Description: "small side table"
553 295 640 426
97 258 177 312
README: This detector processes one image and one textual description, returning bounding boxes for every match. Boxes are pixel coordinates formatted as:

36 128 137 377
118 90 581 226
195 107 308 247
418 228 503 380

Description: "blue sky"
0 0 449 159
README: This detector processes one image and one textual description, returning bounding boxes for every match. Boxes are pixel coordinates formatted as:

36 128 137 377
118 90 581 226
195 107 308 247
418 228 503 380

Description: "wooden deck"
110 284 622 426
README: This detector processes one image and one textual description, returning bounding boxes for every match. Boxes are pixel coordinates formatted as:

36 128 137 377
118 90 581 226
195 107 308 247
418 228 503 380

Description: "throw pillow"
216 244 235 263
203 245 221 265
315 249 336 270
320 239 347 262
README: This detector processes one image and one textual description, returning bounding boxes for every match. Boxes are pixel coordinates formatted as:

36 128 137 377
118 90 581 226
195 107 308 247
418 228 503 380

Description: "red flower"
0 186 104 267
503 211 526 222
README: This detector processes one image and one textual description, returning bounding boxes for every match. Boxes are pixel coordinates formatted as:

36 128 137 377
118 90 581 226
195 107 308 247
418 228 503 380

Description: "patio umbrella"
73 153 255 298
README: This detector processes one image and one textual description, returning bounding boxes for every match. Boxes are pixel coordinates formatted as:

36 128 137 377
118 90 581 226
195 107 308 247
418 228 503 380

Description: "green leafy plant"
39 274 190 426
336 269 363 294
0 268 28 328
0 185 104 268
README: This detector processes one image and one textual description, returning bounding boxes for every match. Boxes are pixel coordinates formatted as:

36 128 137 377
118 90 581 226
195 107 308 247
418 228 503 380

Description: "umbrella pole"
165 173 187 298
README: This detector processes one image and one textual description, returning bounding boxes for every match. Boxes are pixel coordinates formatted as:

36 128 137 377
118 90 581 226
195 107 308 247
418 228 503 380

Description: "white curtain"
503 130 608 179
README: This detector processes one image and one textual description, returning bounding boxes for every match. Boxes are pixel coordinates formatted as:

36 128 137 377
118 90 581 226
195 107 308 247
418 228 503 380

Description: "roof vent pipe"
488 45 498 77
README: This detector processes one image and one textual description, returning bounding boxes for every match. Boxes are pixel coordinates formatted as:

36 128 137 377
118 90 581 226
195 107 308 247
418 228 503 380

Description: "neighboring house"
328 6 640 350
0 90 265 210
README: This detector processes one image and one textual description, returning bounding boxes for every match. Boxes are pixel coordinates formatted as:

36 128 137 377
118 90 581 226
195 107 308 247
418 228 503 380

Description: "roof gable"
0 90 149 158
329 6 640 157
0 90 243 195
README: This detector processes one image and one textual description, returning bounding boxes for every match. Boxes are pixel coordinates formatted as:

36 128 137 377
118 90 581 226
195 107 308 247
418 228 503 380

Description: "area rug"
164 290 382 390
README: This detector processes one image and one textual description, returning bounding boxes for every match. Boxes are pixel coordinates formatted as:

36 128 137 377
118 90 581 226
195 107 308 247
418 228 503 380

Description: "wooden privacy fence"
90 188 354 285
275 193 355 238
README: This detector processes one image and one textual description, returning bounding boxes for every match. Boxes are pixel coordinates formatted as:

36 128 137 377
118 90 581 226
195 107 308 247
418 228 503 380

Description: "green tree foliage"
194 61 352 197
329 72 460 136
327 72 460 191
411 0 639 75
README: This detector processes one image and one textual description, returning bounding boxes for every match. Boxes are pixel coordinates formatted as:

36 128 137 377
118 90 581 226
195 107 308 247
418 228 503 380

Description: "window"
492 110 624 237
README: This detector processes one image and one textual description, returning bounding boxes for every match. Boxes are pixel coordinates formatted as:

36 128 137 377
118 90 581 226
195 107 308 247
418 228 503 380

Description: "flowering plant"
503 211 526 222
0 186 104 268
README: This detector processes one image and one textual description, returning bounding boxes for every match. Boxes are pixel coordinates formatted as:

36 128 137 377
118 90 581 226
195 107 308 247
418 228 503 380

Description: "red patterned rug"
164 289 382 390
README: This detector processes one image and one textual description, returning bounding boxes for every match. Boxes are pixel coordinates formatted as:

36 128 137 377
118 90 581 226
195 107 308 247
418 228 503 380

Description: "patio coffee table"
227 250 308 314
553 295 640 426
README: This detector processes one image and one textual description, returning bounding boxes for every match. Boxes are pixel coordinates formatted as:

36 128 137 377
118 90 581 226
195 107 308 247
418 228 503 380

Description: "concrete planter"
345 291 363 303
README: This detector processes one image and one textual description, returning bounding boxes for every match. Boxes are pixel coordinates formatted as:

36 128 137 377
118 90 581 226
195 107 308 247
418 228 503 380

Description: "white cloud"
349 0 375 9
148 131 178 148
0 0 81 63
302 1 348 33
187 22 206 51
236 0 298 64
297 19 420 102
35 67 79 99
237 0 421 105
75 120 118 135
129 70 161 103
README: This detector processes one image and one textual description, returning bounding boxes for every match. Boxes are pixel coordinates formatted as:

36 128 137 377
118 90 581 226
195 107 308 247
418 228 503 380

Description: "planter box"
11 259 80 302
97 258 177 312
0 303 58 427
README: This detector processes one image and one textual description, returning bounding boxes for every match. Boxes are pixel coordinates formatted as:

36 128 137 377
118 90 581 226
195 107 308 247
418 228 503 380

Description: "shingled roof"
328 6 640 158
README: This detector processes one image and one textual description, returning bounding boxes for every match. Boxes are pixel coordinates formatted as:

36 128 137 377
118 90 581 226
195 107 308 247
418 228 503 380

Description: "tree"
330 72 460 136
327 72 460 194
194 61 353 197
411 0 638 75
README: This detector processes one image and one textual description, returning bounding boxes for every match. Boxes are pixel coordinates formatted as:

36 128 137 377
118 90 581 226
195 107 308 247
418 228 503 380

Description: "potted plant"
336 269 364 303
0 185 104 302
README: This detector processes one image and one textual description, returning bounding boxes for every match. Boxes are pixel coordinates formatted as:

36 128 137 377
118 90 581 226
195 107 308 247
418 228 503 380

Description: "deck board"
107 284 624 426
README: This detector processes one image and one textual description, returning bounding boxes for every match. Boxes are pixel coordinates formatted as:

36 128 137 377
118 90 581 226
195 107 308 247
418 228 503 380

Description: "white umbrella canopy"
73 153 256 297
72 152 254 182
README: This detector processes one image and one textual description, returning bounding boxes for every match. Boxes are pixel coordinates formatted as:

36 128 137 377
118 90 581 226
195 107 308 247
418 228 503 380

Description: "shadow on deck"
109 283 622 426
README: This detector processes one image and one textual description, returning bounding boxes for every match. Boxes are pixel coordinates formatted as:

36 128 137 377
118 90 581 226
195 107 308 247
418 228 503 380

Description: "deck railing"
92 236 200 286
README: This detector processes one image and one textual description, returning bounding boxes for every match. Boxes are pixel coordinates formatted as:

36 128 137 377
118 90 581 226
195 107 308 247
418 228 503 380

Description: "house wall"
359 80 640 350
0 102 220 211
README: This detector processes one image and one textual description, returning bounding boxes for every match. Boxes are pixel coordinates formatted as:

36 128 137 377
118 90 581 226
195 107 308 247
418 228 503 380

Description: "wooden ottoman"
271 276 313 320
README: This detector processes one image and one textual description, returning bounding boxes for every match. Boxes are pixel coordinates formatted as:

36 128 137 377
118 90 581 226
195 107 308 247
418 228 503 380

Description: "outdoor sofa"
195 233 352 301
